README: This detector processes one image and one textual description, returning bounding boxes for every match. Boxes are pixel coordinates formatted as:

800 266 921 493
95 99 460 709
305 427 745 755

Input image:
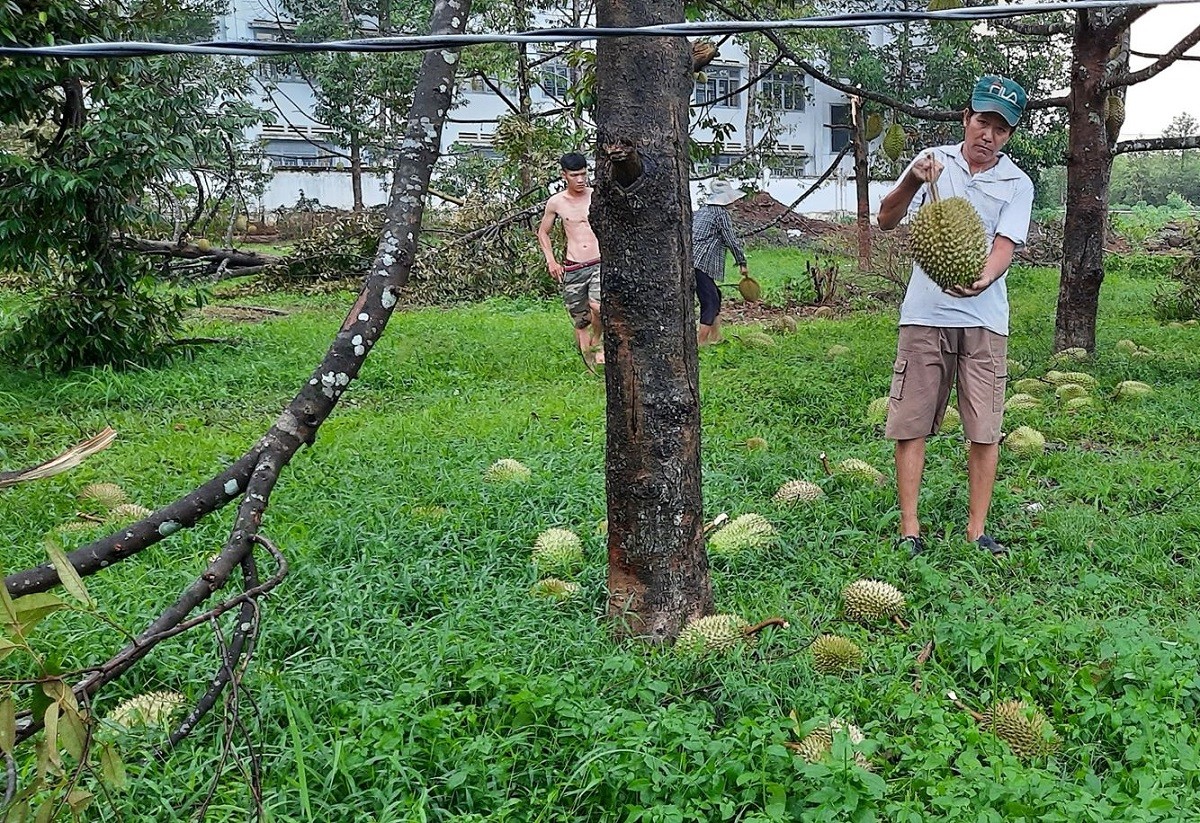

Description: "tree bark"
350 133 364 212
1055 12 1118 353
594 0 712 643
852 97 871 273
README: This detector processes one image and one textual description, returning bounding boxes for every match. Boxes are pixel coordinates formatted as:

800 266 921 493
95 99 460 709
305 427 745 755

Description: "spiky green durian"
1013 378 1051 395
836 458 888 487
983 699 1060 759
531 528 584 575
738 276 763 302
882 123 905 160
1115 380 1152 399
1045 370 1097 389
1063 396 1095 412
842 579 905 623
1055 383 1089 402
809 634 864 674
1131 346 1155 358
1115 339 1139 355
484 458 531 483
1050 347 1089 364
1005 393 1042 411
826 344 852 358
941 406 962 433
773 479 825 504
530 577 581 600
813 306 836 320
773 315 798 335
742 331 775 348
675 614 752 657
746 436 769 451
1104 95 1125 142
108 503 152 524
864 113 883 141
793 719 872 769
1005 426 1046 456
865 396 890 426
708 513 777 557
105 691 187 731
909 197 988 289
78 482 127 511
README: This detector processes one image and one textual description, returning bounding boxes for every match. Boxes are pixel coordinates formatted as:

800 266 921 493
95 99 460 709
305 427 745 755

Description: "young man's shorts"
562 259 602 329
884 325 1007 444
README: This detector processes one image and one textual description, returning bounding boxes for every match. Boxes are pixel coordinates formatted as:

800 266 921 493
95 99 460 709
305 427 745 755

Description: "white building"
218 1 893 217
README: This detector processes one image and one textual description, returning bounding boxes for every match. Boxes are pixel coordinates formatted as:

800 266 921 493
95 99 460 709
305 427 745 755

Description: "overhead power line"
1 0 1198 60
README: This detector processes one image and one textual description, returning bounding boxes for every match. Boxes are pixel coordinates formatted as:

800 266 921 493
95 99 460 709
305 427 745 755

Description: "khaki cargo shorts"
884 325 1008 444
562 259 601 329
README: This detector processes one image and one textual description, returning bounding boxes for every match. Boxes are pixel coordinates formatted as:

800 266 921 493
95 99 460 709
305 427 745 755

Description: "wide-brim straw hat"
706 179 746 206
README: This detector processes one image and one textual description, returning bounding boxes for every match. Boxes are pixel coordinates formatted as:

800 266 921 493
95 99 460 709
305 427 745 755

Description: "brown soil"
200 304 291 324
728 191 842 238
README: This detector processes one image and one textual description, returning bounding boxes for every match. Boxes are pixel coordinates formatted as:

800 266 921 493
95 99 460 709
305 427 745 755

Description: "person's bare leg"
574 322 594 366
698 323 715 345
707 316 723 344
588 300 604 364
895 437 927 538
966 441 1000 541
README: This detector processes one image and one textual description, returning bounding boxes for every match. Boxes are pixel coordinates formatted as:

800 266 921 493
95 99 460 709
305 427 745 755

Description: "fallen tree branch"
118 237 278 269
0 427 117 490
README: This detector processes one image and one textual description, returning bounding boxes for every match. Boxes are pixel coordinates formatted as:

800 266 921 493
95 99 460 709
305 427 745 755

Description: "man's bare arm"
948 235 1017 298
536 199 563 281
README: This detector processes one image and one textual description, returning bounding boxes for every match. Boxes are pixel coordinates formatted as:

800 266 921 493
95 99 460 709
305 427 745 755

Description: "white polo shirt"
895 143 1035 336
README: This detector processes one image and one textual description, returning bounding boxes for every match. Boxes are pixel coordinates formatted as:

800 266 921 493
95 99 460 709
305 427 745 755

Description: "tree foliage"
0 0 263 371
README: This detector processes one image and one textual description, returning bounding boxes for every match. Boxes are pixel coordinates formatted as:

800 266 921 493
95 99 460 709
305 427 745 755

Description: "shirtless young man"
536 152 604 367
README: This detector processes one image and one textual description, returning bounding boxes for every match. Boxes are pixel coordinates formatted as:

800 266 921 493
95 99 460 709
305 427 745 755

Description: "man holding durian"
876 74 1036 558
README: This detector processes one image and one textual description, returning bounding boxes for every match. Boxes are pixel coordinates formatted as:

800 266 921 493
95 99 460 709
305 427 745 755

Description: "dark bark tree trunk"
350 133 364 212
852 97 871 273
1055 12 1119 353
593 0 712 642
745 38 759 152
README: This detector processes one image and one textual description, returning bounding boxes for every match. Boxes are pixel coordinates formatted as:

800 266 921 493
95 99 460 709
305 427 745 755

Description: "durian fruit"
1054 383 1090 402
773 479 825 504
864 113 883 141
595 519 608 536
792 719 872 769
746 436 769 451
1114 380 1152 400
813 306 836 320
1013 377 1051 395
882 123 905 161
708 513 777 557
773 315 798 335
1115 339 1139 355
809 634 864 674
108 503 152 524
1063 396 1095 412
1050 347 1089 364
842 579 905 623
530 577 581 600
1104 95 1125 143
105 691 187 731
738 274 763 302
1044 370 1097 389
836 458 888 487
1005 393 1043 411
909 183 988 290
531 528 584 575
675 614 752 657
1005 426 1046 456
865 396 890 426
982 699 1060 759
741 331 776 348
826 344 851 358
78 482 127 511
941 406 962 433
1130 346 1155 358
484 458 532 483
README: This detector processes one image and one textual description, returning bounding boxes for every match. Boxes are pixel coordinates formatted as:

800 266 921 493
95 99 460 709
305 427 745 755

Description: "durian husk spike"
819 452 833 477
744 617 789 637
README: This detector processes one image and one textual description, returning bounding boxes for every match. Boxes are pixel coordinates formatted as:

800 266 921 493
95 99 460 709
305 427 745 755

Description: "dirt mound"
729 192 841 238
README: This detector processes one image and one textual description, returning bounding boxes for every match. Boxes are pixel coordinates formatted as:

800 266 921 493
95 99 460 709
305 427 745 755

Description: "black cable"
1 0 1195 60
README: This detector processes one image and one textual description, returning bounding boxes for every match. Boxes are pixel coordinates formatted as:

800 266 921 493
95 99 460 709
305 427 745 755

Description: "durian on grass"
531 528 584 576
788 719 873 770
842 579 906 625
909 173 987 290
484 458 531 483
675 614 788 658
707 513 777 558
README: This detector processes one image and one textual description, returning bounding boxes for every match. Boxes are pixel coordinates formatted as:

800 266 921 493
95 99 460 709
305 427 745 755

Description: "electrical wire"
1 0 1197 60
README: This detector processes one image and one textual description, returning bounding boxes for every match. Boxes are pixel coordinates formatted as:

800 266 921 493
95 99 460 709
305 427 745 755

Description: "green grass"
3 250 1200 821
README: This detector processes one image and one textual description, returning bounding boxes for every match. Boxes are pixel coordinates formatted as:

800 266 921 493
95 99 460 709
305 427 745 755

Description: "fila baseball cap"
971 75 1027 127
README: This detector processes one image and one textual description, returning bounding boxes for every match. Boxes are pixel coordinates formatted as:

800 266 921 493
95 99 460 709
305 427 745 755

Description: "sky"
1125 3 1200 138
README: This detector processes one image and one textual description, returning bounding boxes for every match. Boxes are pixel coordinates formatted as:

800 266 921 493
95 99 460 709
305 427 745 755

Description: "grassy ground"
2 248 1200 821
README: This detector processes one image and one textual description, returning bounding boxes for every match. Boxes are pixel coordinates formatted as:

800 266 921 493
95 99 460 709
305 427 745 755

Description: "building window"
694 66 742 108
250 25 302 81
761 70 806 112
829 103 852 152
768 151 808 178
539 61 573 99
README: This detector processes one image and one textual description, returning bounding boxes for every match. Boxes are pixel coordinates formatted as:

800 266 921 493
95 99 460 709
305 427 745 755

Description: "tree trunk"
852 97 871 273
745 38 759 154
594 0 712 642
1055 12 1119 352
350 133 364 212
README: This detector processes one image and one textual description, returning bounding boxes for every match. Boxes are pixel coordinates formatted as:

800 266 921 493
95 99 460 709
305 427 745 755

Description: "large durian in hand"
909 177 988 290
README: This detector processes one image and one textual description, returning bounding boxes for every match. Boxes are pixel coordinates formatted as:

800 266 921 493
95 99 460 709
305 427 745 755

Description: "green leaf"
44 538 94 608
59 703 86 761
9 592 70 636
99 743 128 790
66 788 94 814
0 636 19 662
